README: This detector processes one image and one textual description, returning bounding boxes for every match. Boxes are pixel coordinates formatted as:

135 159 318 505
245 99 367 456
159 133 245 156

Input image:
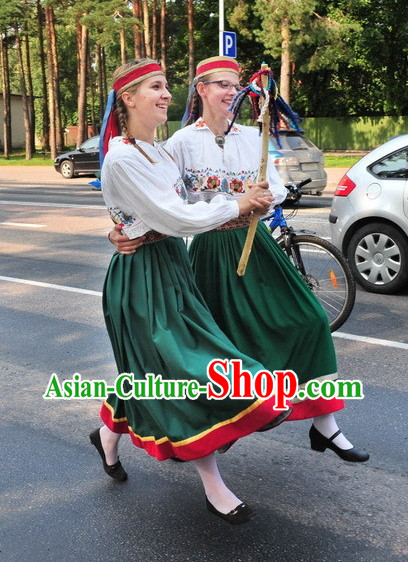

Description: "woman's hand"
250 180 269 190
237 186 274 216
108 224 145 254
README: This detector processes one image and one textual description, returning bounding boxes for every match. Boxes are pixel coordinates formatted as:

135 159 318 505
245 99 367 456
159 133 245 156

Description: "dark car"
54 135 100 179
269 130 327 199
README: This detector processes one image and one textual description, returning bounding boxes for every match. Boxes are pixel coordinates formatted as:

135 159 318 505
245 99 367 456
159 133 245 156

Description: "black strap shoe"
309 424 369 462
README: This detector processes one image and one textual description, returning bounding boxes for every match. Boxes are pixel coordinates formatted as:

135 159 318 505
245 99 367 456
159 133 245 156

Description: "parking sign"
222 31 237 58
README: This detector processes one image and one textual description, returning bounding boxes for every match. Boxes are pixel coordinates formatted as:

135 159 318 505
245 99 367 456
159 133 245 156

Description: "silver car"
330 134 408 294
268 130 327 199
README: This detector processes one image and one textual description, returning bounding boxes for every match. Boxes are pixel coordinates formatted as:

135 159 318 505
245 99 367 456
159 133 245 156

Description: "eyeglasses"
202 80 242 92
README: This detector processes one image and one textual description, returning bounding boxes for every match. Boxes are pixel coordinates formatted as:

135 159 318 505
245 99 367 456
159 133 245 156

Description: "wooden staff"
237 63 271 276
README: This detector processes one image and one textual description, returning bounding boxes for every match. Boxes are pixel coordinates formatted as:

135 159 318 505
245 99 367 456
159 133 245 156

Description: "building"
0 93 27 150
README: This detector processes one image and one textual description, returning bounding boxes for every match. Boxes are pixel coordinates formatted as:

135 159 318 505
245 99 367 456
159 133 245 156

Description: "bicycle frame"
262 206 310 281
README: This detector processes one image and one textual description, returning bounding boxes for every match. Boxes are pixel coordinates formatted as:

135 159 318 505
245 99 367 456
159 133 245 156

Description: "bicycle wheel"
278 234 356 332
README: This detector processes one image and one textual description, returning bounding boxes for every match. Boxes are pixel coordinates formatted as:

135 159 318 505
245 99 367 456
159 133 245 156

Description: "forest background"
1 0 407 159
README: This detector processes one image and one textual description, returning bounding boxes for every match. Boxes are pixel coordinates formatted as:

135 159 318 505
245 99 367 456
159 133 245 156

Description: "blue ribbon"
99 89 116 169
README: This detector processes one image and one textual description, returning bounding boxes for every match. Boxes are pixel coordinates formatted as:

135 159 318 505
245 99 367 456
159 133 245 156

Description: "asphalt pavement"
0 167 407 562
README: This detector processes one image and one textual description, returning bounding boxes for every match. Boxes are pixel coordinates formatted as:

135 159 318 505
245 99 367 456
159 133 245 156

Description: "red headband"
113 63 163 92
100 62 164 162
196 57 240 80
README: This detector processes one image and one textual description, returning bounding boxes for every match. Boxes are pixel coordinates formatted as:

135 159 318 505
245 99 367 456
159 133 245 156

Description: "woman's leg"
313 413 353 449
193 453 242 514
90 425 128 481
99 424 122 464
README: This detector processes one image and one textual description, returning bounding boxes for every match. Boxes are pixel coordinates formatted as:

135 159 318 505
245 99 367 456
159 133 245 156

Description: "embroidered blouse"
101 137 239 239
165 118 287 205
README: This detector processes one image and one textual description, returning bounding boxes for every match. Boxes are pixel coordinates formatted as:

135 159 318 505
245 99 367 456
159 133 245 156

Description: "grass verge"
324 155 361 167
0 153 54 166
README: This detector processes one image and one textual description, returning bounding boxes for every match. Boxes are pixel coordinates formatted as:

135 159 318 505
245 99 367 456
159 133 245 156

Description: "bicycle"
262 178 356 332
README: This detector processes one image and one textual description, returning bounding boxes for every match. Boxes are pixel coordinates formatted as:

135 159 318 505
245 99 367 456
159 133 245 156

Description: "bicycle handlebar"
284 177 312 196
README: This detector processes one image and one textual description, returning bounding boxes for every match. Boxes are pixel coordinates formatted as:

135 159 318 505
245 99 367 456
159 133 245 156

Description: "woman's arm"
104 157 271 238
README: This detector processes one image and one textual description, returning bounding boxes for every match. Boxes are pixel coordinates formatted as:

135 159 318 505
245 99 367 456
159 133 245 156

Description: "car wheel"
347 223 408 294
60 160 75 179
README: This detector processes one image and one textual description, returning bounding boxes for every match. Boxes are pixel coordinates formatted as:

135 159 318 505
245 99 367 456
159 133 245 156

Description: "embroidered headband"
100 60 164 166
195 56 240 81
113 62 163 95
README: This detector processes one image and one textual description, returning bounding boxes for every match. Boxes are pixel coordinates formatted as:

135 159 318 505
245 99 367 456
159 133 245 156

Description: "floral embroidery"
184 167 257 195
207 175 220 189
230 179 244 193
193 117 239 133
194 118 207 129
174 176 188 201
108 206 135 227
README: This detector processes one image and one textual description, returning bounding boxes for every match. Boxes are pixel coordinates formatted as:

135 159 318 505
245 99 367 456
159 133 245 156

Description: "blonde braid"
116 101 129 138
185 89 202 126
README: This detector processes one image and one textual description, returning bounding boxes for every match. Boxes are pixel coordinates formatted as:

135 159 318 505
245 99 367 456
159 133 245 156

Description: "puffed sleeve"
245 125 288 205
105 157 239 238
266 157 288 205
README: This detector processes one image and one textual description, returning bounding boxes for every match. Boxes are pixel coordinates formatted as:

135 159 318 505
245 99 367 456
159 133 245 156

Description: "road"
0 167 407 562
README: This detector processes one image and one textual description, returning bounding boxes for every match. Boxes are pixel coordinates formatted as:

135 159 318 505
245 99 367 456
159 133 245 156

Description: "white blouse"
165 118 288 205
101 137 239 239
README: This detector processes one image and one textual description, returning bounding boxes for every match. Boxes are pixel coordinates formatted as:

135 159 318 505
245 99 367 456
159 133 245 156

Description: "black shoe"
89 428 128 481
309 424 369 463
256 407 293 432
206 497 255 525
218 408 293 453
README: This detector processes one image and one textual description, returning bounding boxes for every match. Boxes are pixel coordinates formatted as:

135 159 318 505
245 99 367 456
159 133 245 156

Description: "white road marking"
0 222 46 228
1 275 408 350
0 276 102 297
333 331 408 350
0 200 104 210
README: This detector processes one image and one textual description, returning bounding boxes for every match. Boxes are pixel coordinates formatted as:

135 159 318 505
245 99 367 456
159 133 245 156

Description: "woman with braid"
90 58 293 526
110 56 369 463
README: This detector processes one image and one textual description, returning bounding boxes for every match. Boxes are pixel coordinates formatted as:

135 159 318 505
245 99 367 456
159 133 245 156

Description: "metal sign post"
219 0 237 57
219 0 224 55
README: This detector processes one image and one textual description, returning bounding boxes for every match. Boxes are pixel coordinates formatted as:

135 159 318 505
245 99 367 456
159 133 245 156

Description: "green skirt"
189 223 343 420
101 237 283 460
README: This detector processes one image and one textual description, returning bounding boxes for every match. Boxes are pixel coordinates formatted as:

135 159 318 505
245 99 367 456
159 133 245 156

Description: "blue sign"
222 31 237 58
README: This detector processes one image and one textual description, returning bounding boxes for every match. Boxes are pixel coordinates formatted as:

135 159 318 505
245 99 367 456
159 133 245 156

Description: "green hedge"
166 116 408 151
297 116 408 151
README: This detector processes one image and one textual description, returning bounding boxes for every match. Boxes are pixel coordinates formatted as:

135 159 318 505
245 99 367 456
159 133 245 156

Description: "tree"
15 29 32 158
0 31 12 157
187 0 194 84
142 0 151 57
77 19 88 145
45 3 63 158
132 0 143 58
23 0 35 154
160 0 166 71
36 0 49 150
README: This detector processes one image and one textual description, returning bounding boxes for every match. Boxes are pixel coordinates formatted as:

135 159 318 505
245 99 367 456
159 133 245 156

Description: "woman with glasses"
110 56 369 463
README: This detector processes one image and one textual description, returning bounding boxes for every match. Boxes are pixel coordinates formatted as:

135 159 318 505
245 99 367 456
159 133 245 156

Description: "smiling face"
122 75 172 129
196 71 241 118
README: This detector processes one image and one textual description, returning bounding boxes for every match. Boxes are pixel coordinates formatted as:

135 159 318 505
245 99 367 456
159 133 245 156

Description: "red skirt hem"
287 397 344 420
100 397 289 461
